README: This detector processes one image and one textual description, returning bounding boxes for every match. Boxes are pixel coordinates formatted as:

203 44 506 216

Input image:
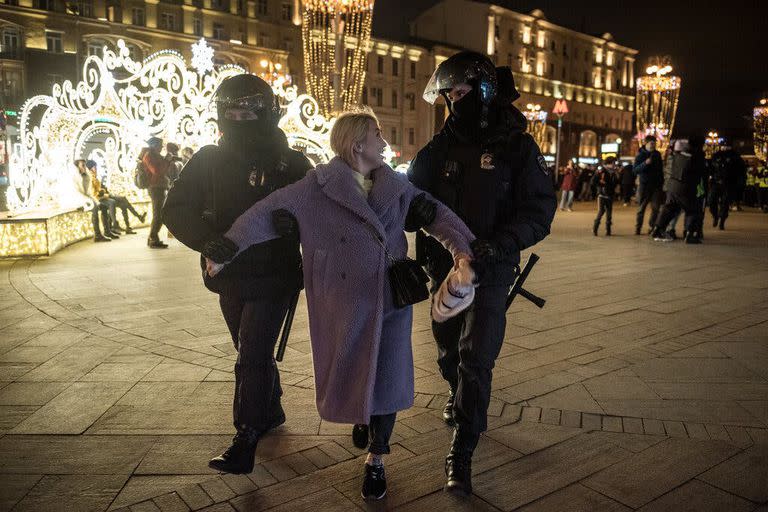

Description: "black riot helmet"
212 74 280 142
423 51 499 129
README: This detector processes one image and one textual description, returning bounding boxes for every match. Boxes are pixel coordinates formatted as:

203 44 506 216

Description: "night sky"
373 0 767 143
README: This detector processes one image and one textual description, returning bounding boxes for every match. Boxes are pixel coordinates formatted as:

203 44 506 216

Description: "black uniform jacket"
408 107 556 285
163 130 312 298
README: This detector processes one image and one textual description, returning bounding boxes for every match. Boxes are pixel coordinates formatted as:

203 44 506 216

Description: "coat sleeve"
162 148 219 252
633 152 648 175
402 179 475 258
494 136 557 255
406 145 436 194
223 176 311 260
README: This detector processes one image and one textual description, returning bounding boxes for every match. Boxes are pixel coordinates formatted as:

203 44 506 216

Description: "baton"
275 287 301 362
506 253 546 310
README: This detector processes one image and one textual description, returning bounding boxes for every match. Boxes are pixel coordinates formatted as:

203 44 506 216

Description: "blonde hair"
330 108 379 165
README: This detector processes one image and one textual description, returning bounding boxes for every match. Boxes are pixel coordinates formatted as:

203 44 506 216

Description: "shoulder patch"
537 155 550 176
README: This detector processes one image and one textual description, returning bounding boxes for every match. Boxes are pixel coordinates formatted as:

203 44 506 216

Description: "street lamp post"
552 99 569 175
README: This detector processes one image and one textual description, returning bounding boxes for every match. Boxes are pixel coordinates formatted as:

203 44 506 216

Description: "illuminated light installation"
635 56 681 153
705 130 724 160
302 0 374 116
523 103 548 149
2 39 340 257
754 97 768 163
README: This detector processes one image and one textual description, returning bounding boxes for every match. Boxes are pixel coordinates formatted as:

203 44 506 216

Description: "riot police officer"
708 146 746 230
163 74 312 474
407 52 556 496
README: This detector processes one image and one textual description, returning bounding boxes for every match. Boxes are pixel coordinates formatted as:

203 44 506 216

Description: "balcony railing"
0 46 23 61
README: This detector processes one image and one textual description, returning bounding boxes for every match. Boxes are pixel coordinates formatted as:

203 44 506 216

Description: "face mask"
219 116 273 146
450 87 481 128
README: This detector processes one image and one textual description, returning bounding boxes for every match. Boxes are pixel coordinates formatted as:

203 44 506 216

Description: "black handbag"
363 218 430 309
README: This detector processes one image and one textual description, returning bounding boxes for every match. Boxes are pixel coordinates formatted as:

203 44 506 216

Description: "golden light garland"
635 56 681 153
302 0 373 116
705 130 724 160
754 98 768 163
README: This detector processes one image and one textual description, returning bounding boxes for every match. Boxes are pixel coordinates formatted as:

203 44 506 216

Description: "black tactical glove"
272 209 299 239
201 235 238 264
470 239 505 265
404 193 437 232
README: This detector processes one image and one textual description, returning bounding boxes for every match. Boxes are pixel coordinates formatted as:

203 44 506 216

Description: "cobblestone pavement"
1 206 767 511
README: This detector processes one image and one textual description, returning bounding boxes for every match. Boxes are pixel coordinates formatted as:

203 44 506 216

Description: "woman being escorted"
206 110 475 500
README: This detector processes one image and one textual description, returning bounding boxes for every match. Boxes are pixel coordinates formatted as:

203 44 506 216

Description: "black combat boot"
442 388 456 426
592 221 599 236
352 424 369 449
444 428 477 497
209 427 261 474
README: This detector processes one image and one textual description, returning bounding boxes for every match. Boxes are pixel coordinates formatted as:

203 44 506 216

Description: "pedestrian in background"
619 162 635 206
139 137 171 248
558 161 578 211
591 157 619 236
633 135 665 234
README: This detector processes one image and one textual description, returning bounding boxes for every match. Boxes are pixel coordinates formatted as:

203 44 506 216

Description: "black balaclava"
449 85 482 128
219 114 276 148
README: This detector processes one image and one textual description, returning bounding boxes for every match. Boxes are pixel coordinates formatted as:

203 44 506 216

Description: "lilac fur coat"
225 157 475 424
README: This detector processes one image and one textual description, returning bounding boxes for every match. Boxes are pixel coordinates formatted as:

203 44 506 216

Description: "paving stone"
262 458 298 482
396 489 502 511
520 406 541 422
135 436 232 475
218 474 257 496
602 416 623 432
540 408 561 425
130 501 162 512
622 417 643 434
699 443 768 502
485 421 581 455
246 464 278 488
704 423 731 441
263 488 359 512
0 474 43 512
643 418 666 435
299 447 337 470
177 484 214 510
0 382 70 405
0 435 156 474
11 381 133 434
12 474 129 512
517 483 630 512
598 399 764 427
637 479 754 512
199 478 235 503
152 493 190 512
582 413 602 431
473 433 629 510
684 422 710 440
725 425 754 447
589 432 667 453
197 505 235 512
280 452 318 476
560 409 581 428
583 438 741 508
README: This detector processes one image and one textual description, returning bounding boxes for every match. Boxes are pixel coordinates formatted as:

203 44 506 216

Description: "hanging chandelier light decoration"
301 0 374 116
523 103 548 149
704 130 724 160
635 56 681 153
754 97 768 163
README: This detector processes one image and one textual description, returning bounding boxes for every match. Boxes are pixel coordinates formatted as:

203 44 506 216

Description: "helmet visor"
215 93 270 113
423 62 477 105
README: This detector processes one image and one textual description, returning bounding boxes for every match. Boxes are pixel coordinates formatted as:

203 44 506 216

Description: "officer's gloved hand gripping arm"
492 141 557 263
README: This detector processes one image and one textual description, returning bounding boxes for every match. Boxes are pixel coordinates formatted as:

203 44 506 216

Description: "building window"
561 67 566 80
390 127 397 145
45 31 63 53
280 2 292 21
160 12 176 31
506 52 512 67
549 62 554 76
408 128 414 145
131 7 145 26
87 40 104 57
375 87 382 107
377 56 383 74
257 0 267 14
127 44 141 61
213 23 225 40
550 40 555 51
35 0 56 11
507 29 514 41
211 0 224 10
1 28 21 59
606 50 614 67
522 25 531 44
392 90 397 109
193 17 202 36
392 58 398 76
407 93 415 110
410 61 416 79
536 30 545 48
362 87 368 105
579 130 598 157
562 43 567 57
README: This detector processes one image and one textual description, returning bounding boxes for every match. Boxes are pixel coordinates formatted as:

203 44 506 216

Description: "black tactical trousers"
219 290 293 431
432 284 508 442
708 186 730 228
148 187 167 240
594 197 613 232
636 182 664 232
656 191 702 234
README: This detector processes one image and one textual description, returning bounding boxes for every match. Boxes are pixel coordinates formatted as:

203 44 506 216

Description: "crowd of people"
73 140 191 245
553 133 763 243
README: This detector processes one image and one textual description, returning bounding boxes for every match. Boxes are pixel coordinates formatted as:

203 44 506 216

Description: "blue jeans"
559 190 574 210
